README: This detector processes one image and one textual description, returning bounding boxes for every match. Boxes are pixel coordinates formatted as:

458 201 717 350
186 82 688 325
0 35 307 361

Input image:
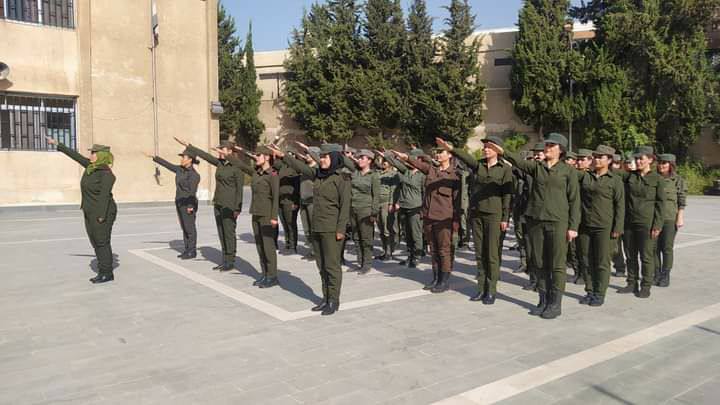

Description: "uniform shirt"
578 169 625 233
453 149 513 221
188 145 244 211
622 170 666 229
276 161 300 206
659 174 687 221
284 155 351 234
504 151 581 231
231 157 279 219
152 156 200 206
378 169 400 205
349 167 380 214
58 143 117 220
406 157 460 222
384 153 425 209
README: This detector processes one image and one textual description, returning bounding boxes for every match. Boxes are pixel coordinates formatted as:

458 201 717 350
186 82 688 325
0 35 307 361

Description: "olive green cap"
543 133 569 149
255 146 273 156
531 142 545 152
577 148 594 158
633 145 654 158
593 145 616 157
565 151 577 160
658 153 676 163
88 144 111 152
482 135 504 148
307 146 321 162
320 143 343 154
345 146 357 154
356 149 374 159
178 147 197 158
216 140 235 149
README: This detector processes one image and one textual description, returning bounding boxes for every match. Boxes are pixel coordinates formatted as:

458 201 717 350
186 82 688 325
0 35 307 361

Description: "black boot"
469 290 486 302
431 272 450 293
617 281 638 294
253 272 267 286
589 294 605 307
375 239 388 261
259 277 279 289
658 269 670 288
529 292 548 316
321 301 339 316
653 269 662 286
311 298 328 312
177 250 187 258
522 274 537 291
423 269 439 291
579 293 594 305
181 250 197 260
212 263 225 271
482 294 496 305
636 285 651 298
358 265 371 275
541 293 562 319
90 273 114 284
219 260 234 272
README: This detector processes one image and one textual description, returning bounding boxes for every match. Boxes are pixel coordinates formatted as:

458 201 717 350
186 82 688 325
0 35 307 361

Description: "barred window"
0 93 77 151
2 0 74 28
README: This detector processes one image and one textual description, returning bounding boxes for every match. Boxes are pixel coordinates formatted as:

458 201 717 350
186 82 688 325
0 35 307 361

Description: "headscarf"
86 150 114 175
316 151 343 179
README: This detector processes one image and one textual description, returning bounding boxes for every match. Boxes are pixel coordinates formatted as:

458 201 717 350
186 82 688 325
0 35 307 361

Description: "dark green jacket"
578 170 625 234
378 169 400 206
284 155 351 234
189 145 244 211
622 170 666 229
58 143 117 220
660 174 687 221
453 149 513 221
504 151 581 231
384 152 425 209
344 161 381 214
152 156 200 206
230 157 279 220
275 160 300 206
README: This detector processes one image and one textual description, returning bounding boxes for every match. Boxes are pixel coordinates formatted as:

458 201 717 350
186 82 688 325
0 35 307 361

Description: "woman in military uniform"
145 148 201 260
375 155 400 261
271 143 351 316
343 150 381 274
46 137 117 284
617 146 665 298
231 145 280 288
487 133 580 319
175 138 245 272
655 154 686 287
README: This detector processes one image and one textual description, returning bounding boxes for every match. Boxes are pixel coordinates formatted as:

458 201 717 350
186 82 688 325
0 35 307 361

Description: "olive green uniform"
57 143 117 277
385 153 425 264
577 170 625 299
233 158 280 281
377 168 400 258
348 165 381 269
277 161 300 250
622 170 666 291
189 145 245 266
297 164 317 258
284 155 351 306
610 168 628 275
454 149 513 296
504 151 581 312
656 174 686 286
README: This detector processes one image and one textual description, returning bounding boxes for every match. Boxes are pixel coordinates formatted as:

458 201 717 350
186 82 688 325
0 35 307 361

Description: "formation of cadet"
51 132 688 321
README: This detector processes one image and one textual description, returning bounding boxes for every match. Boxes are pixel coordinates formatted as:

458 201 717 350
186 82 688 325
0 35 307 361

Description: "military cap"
576 148 594 158
520 150 533 160
633 145 655 158
345 146 357 154
482 135 504 148
658 153 676 163
88 144 111 152
320 143 343 154
543 133 569 149
307 146 321 162
612 154 622 162
531 142 545 152
255 145 273 156
178 146 198 158
356 149 374 159
409 148 427 158
565 151 577 160
593 145 616 157
216 140 235 149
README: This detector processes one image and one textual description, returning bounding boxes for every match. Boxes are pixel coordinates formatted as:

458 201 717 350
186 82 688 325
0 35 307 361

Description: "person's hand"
143 152 154 158
567 229 578 242
45 136 57 145
173 137 188 146
187 207 194 214
268 144 285 159
435 137 453 152
391 150 408 161
336 232 345 241
271 219 278 228
611 231 621 239
500 221 509 232
97 217 105 224
676 213 684 229
651 228 661 239
294 141 309 152
486 141 504 155
233 145 244 153
233 211 240 219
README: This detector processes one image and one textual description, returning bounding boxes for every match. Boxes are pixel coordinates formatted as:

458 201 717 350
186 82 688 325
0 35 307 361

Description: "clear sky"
225 0 531 52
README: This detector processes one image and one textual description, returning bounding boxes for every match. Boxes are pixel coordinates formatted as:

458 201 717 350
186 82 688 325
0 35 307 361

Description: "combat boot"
541 294 562 319
431 272 450 293
658 269 671 287
259 277 279 289
579 293 594 305
311 298 328 312
423 269 439 290
589 295 605 307
321 301 339 316
636 285 651 298
529 291 548 316
617 281 638 294
253 272 267 286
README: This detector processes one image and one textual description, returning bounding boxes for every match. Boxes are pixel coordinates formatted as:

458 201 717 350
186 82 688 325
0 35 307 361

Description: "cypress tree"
217 2 241 140
236 22 265 148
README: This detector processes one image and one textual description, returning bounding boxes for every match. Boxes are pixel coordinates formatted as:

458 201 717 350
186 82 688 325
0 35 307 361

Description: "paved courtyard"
2 193 720 405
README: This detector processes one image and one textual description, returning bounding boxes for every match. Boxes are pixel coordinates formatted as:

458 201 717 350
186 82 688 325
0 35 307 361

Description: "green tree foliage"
236 23 265 148
218 3 241 140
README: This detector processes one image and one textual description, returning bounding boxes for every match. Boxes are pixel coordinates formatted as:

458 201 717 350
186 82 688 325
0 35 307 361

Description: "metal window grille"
0 93 77 151
3 0 74 28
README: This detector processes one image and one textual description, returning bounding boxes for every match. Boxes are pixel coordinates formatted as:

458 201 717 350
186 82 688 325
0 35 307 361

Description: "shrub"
676 161 720 195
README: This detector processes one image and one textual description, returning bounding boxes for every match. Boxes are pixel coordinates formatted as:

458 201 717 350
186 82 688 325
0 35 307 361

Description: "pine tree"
217 2 241 140
236 22 265 148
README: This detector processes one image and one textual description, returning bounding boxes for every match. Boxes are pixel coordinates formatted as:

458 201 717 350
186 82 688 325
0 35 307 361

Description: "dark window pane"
0 92 76 151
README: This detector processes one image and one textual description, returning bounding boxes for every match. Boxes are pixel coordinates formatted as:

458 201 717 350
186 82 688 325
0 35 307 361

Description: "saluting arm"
152 156 180 174
405 157 431 175
56 142 91 168
284 154 316 178
502 151 537 175
451 149 480 171
188 145 220 167
384 152 408 174
226 154 255 177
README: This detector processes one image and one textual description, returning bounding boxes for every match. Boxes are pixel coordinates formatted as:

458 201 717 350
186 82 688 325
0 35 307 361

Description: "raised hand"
391 150 408 161
486 141 504 155
268 144 285 159
435 137 453 151
294 141 309 152
143 152 154 158
45 136 57 145
173 137 188 146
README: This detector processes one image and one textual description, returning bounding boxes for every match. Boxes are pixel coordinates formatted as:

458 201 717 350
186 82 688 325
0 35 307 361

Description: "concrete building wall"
0 0 220 206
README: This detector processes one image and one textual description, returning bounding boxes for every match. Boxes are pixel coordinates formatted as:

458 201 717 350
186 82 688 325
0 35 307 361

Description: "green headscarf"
86 150 114 175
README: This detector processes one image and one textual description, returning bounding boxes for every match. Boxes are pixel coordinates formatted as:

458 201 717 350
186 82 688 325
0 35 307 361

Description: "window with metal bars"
0 93 77 151
2 0 74 28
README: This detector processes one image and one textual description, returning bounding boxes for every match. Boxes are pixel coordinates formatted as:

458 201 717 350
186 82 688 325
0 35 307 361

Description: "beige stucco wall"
0 0 220 206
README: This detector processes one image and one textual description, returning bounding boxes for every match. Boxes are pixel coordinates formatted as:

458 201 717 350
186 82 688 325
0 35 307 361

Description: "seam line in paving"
0 231 180 246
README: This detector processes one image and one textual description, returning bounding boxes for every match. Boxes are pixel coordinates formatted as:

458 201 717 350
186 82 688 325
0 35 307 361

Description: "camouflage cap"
612 154 622 162
255 145 273 156
356 149 374 159
565 151 577 161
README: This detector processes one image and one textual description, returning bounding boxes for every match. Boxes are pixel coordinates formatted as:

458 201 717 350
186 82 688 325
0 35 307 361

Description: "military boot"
259 277 279 289
321 301 339 316
617 281 638 294
636 285 651 298
423 268 439 291
375 237 388 261
658 269 671 288
541 293 562 319
431 272 450 293
253 271 267 286
312 298 328 312
529 291 548 316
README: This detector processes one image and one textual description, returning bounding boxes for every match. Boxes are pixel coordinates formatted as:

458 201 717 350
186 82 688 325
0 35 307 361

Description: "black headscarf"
317 151 343 179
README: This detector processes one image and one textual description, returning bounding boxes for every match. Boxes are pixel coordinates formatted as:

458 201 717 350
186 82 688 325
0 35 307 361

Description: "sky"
225 0 533 52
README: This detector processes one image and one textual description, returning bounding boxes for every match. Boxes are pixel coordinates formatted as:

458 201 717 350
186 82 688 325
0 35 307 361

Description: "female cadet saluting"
231 145 280 288
655 153 686 288
270 143 351 316
487 133 580 319
47 137 117 284
576 145 624 307
343 149 381 274
144 148 201 259
437 136 513 305
617 146 665 298
175 138 244 272
392 139 460 294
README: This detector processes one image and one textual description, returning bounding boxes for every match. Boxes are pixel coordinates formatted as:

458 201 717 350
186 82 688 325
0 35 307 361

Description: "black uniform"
153 156 200 256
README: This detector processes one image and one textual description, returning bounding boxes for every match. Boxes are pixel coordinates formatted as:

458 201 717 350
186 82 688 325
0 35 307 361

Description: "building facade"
0 0 221 206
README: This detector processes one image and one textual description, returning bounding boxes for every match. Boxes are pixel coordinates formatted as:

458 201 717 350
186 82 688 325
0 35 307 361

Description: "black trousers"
84 208 117 276
175 199 198 253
